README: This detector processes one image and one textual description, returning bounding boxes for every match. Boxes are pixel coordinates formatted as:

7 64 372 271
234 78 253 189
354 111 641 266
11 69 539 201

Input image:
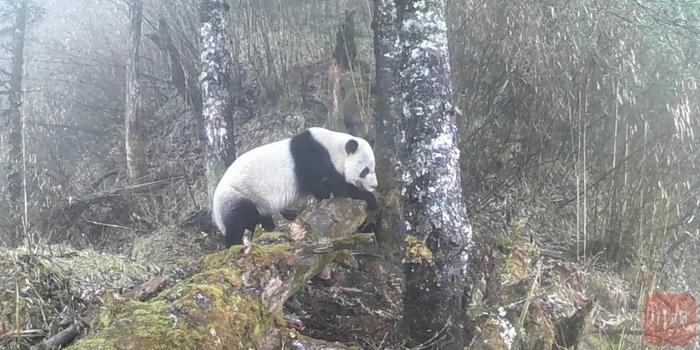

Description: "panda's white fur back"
213 138 298 220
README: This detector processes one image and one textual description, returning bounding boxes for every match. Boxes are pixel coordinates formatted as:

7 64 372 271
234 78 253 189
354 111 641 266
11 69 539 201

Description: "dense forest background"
0 0 699 349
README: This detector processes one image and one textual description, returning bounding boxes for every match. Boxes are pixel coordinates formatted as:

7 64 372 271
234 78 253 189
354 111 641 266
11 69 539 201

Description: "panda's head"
343 138 378 192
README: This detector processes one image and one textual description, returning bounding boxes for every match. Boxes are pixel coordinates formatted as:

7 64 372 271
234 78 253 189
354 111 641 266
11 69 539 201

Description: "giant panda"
212 127 378 247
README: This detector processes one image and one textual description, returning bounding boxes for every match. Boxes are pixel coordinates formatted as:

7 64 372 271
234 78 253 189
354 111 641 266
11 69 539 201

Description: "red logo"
643 292 696 347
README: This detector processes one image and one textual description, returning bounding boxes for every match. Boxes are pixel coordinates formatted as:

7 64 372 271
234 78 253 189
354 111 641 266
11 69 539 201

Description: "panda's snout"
365 181 378 192
355 180 376 192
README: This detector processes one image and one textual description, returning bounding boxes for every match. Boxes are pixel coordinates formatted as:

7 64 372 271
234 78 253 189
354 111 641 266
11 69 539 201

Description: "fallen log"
66 198 372 350
45 176 186 236
31 320 87 350
122 276 169 301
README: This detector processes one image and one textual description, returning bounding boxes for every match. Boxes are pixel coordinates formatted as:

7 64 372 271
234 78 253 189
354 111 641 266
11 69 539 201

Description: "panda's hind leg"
224 220 246 247
260 216 276 231
223 199 262 247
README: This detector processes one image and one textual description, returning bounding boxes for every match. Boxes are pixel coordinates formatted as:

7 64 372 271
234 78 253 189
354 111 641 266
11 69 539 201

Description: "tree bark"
333 11 357 71
150 18 203 117
200 0 235 206
372 0 405 258
396 0 473 348
125 0 146 179
5 0 28 243
328 61 343 131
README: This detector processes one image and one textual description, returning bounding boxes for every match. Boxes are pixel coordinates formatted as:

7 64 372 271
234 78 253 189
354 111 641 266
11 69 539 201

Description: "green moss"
69 262 280 350
371 189 404 261
404 235 434 264
69 238 301 349
252 230 290 243
200 246 243 269
72 298 203 350
500 242 536 287
200 234 293 272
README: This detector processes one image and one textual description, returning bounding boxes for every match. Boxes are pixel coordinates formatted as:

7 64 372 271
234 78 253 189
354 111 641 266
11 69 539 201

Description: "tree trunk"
328 61 343 131
5 0 28 243
151 18 203 117
371 0 405 259
200 0 235 207
333 11 357 71
396 0 473 348
125 0 146 179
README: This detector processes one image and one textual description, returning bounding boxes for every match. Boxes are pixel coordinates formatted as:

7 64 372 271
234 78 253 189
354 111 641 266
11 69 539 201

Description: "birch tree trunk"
124 0 146 179
200 0 235 206
372 0 405 257
396 0 473 347
5 0 28 243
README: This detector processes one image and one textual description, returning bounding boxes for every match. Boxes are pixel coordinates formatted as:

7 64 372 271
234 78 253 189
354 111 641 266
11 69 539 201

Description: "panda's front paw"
365 193 379 211
280 209 298 221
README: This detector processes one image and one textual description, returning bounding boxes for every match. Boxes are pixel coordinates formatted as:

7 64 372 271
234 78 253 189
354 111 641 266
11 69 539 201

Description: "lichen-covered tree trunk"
5 0 28 243
125 0 146 179
200 0 235 205
396 0 473 347
372 0 405 258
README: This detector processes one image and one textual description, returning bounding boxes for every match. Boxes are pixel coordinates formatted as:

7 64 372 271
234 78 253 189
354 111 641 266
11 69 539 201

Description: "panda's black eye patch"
360 167 370 178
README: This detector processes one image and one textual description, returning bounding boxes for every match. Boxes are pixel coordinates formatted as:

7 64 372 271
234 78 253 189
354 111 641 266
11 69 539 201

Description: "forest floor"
0 218 648 349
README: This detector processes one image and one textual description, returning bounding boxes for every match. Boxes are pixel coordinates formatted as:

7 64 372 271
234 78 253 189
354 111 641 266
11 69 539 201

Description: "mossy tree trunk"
200 0 236 207
371 0 405 260
395 0 473 348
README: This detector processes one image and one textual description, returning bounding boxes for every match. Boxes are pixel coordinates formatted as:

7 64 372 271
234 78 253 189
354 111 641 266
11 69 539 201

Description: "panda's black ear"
345 139 359 154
